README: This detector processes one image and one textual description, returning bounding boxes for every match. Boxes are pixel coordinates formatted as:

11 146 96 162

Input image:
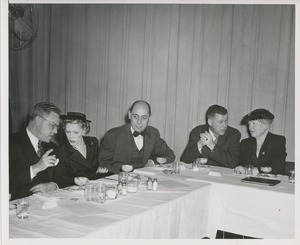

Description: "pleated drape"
9 4 295 161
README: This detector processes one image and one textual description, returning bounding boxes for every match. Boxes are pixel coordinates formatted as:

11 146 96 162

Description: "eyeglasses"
40 116 60 130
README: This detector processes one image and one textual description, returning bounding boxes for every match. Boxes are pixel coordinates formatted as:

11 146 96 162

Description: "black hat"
60 112 91 122
241 109 274 125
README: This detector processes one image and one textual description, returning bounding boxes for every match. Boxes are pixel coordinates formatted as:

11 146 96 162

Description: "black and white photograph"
1 0 298 244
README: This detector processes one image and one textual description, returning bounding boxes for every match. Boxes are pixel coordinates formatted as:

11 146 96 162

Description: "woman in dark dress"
54 112 113 188
235 109 287 175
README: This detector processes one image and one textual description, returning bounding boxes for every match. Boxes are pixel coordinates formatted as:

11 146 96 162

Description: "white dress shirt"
131 127 143 151
26 128 39 180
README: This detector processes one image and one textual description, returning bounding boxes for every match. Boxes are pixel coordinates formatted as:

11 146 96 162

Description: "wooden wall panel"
9 4 295 162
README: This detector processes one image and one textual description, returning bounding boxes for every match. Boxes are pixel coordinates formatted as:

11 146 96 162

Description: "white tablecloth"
9 165 295 239
9 174 212 238
136 165 295 239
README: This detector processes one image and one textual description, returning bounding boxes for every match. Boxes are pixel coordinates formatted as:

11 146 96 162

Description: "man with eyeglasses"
9 102 61 200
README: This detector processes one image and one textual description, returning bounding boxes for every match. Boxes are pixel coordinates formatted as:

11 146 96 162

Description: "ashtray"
163 169 173 175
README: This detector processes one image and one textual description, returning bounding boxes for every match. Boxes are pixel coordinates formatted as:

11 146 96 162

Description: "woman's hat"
241 109 274 125
60 112 91 122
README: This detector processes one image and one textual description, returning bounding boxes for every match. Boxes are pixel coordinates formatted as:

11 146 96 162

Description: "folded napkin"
208 171 221 177
33 194 60 209
42 199 58 209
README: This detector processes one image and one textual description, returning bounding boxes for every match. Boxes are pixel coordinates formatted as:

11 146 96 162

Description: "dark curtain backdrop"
9 4 295 162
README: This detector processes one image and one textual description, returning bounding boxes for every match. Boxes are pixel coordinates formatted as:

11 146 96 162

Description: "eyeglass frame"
39 115 60 131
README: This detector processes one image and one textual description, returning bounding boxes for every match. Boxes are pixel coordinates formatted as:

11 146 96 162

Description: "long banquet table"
9 164 295 239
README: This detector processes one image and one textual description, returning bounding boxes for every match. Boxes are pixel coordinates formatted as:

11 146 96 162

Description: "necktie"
213 136 219 145
133 131 145 137
37 141 45 158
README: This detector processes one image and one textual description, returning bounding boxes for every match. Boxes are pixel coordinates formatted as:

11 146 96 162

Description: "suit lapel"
20 129 40 166
124 124 133 164
143 128 153 164
85 137 96 164
65 138 93 169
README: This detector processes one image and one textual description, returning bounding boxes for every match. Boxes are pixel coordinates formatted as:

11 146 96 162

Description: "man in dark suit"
181 104 241 168
9 102 61 200
98 100 176 173
235 109 287 175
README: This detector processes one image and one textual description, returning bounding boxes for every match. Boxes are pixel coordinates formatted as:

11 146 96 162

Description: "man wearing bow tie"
181 104 241 168
98 100 175 173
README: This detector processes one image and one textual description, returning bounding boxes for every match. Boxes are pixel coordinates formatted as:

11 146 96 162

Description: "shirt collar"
26 128 39 150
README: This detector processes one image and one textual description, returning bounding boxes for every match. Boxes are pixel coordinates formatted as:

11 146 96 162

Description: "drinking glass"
16 199 29 219
118 172 128 184
192 159 199 171
74 177 89 190
127 178 139 193
106 185 118 199
156 157 167 168
245 165 254 176
84 182 95 201
93 182 107 203
260 166 272 177
173 161 181 174
289 170 295 183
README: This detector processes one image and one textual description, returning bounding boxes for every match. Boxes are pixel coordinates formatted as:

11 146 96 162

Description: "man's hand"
145 159 155 167
30 182 57 193
234 166 246 174
200 131 215 150
32 149 57 176
96 166 109 173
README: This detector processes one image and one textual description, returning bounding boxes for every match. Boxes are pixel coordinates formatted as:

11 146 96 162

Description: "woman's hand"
96 166 109 173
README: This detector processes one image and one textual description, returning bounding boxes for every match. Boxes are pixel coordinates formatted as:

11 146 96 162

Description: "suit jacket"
239 132 287 175
180 124 241 168
98 124 176 173
53 136 113 188
9 129 57 200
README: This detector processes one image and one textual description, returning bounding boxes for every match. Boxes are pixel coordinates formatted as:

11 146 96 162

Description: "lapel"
249 137 258 159
65 137 95 169
19 129 40 166
259 132 271 158
142 127 153 164
124 124 133 164
85 137 97 164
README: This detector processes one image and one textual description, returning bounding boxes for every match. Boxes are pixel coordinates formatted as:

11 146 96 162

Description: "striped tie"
37 141 45 158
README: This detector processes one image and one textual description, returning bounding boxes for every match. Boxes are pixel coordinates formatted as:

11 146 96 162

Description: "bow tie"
133 130 145 137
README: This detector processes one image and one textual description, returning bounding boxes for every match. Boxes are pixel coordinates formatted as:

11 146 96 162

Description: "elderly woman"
235 109 287 175
53 112 113 188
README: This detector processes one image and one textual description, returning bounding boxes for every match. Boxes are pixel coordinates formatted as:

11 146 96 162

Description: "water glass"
106 185 118 199
173 161 181 174
127 178 139 193
118 172 128 184
93 182 107 203
16 199 29 219
192 159 199 171
84 182 95 201
289 170 295 183
245 165 254 176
